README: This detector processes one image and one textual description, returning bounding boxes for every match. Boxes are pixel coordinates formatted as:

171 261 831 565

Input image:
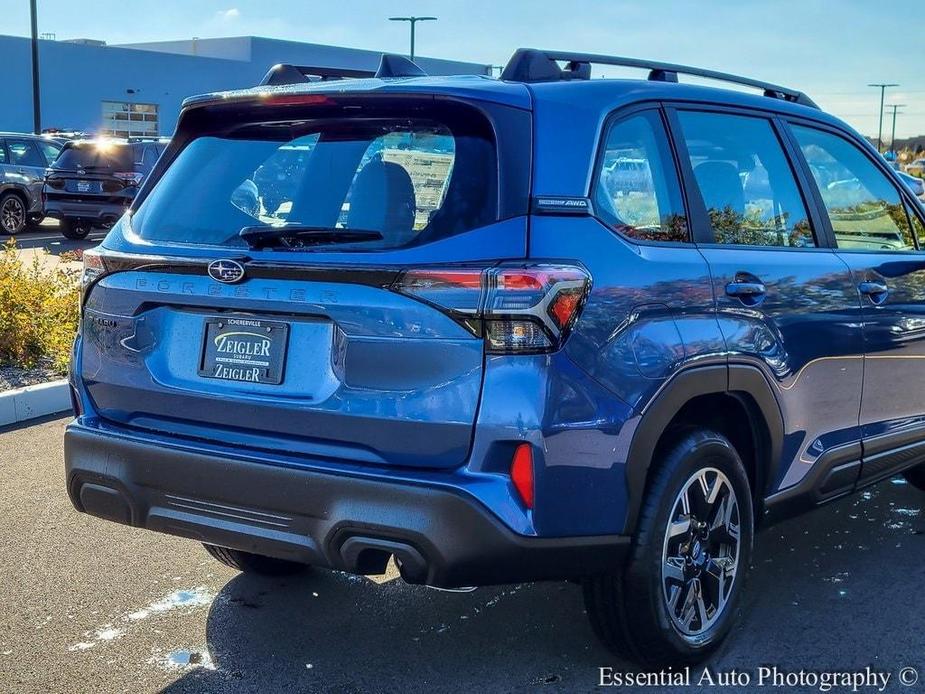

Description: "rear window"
130 106 498 251
53 143 134 171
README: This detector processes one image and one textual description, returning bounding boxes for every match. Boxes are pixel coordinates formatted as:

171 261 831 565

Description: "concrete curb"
0 380 71 427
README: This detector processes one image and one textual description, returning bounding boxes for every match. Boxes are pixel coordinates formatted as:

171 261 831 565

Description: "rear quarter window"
592 110 689 242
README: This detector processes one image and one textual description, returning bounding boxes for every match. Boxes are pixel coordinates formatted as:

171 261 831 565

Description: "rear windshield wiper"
239 225 383 250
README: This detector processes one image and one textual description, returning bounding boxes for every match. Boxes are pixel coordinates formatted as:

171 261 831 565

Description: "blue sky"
6 0 924 138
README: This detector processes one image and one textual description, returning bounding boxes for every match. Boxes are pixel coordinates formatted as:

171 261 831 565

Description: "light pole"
886 104 906 155
30 0 41 134
868 82 899 153
388 16 437 61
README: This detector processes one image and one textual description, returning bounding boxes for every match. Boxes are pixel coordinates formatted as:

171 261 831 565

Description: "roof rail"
258 54 427 87
500 48 818 109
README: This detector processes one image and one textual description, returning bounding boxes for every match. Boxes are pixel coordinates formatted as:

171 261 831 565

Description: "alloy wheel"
661 467 740 638
1 196 25 234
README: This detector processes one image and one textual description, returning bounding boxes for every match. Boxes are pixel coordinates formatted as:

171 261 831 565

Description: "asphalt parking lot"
7 223 106 264
1 416 924 693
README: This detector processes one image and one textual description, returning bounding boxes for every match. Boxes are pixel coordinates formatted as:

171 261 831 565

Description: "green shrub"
0 239 80 373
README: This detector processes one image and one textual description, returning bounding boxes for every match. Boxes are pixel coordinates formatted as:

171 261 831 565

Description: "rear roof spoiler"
258 54 427 87
500 48 819 109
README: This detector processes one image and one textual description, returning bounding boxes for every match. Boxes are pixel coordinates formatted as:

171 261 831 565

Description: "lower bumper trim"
64 422 629 587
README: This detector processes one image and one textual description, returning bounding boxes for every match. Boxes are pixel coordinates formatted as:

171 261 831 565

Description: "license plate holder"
199 318 289 385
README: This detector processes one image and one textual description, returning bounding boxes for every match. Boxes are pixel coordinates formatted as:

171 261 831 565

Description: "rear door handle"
858 280 889 303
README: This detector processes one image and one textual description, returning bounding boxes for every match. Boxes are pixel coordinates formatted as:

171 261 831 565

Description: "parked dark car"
0 133 63 235
65 50 925 666
43 138 166 239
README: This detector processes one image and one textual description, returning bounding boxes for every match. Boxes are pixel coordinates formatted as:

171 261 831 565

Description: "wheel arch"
0 185 29 208
622 364 784 535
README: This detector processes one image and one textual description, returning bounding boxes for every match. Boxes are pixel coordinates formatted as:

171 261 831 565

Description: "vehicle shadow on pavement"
158 478 925 694
158 571 615 693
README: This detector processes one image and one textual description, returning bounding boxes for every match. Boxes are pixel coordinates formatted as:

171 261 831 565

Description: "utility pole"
388 16 437 61
868 82 898 153
30 0 42 134
887 104 906 155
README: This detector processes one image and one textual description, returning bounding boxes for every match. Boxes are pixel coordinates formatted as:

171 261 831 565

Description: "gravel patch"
0 359 64 392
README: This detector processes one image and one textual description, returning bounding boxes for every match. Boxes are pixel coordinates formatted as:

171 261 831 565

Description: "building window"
101 101 159 139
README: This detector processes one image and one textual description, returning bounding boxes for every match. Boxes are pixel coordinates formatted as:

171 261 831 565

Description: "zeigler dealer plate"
199 317 289 385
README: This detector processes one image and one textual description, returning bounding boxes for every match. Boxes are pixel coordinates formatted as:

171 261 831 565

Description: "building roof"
115 36 491 75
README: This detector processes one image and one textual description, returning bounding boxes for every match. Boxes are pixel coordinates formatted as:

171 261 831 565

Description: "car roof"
0 132 59 139
182 72 835 125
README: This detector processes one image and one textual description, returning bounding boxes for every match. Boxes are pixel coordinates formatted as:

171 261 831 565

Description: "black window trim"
781 115 925 255
663 101 832 253
587 102 694 248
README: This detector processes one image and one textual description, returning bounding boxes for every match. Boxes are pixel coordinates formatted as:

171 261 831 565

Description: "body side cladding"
622 364 786 535
762 442 862 524
761 417 925 524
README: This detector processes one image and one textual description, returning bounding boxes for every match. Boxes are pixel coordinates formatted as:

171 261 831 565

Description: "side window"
37 141 60 166
592 111 689 242
791 125 915 252
7 140 45 168
677 111 815 248
0 141 7 165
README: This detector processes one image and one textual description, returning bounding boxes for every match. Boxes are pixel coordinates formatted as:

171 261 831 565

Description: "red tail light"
548 289 583 329
511 444 534 509
393 263 590 354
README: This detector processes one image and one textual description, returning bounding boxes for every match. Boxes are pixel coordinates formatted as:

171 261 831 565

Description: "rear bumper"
64 421 629 587
43 198 130 226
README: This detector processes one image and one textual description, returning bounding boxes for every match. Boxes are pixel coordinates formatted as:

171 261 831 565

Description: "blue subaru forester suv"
65 49 925 665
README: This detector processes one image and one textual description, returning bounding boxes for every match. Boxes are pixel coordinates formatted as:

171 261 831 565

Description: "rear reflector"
511 444 534 509
393 263 590 354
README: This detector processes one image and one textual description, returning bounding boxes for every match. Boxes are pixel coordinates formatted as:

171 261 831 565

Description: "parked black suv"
0 133 62 235
43 139 166 239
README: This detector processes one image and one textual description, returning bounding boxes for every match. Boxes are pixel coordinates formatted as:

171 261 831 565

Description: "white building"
1 34 491 136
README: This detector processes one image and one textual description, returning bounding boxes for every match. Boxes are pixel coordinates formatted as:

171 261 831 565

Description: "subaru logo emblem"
208 259 246 284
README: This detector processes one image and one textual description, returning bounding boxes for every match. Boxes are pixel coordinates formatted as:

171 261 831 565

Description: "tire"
202 543 309 576
902 464 925 491
59 218 92 240
583 428 754 666
0 192 27 235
